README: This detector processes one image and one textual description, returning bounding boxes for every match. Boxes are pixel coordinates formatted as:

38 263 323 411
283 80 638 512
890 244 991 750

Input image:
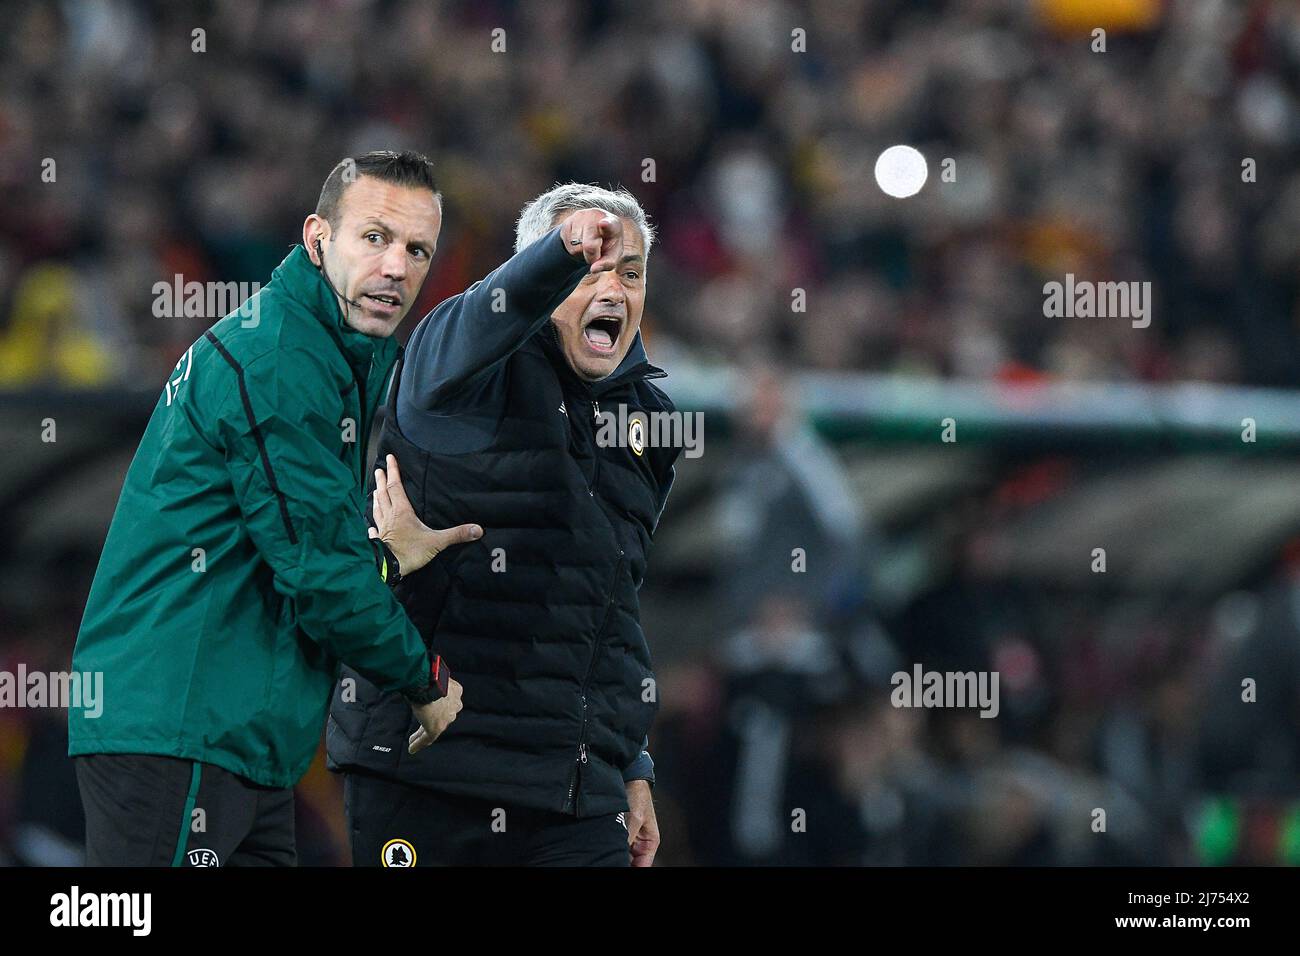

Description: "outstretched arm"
402 210 625 408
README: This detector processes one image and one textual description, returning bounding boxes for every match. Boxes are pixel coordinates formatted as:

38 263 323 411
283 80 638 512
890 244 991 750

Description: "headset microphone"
313 238 367 314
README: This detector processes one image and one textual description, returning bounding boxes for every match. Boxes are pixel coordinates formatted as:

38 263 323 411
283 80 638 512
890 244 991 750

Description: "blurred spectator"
1 0 1298 386
685 593 848 865
716 363 864 627
0 264 115 386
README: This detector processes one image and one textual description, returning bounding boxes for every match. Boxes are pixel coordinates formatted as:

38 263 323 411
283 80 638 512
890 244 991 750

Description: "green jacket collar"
269 244 397 373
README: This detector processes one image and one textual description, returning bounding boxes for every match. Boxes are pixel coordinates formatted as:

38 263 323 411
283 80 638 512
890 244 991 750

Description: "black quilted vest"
326 327 677 817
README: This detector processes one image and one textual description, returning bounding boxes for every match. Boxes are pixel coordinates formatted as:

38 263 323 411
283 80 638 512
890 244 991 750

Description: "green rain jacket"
69 245 431 787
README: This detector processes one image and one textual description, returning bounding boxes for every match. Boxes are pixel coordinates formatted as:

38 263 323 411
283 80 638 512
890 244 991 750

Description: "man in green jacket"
69 150 479 866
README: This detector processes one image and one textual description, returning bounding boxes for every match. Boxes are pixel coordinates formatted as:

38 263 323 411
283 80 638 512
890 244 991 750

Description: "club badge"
381 838 417 867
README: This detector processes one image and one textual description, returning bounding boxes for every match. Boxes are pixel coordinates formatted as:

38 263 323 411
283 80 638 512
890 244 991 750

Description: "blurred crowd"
2 0 1300 865
2 0 1300 388
644 367 1300 865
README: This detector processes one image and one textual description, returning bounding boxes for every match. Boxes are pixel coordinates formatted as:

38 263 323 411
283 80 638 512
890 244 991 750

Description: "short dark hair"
315 150 440 226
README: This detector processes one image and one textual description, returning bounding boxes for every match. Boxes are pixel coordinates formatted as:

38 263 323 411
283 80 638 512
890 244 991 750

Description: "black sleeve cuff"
400 654 449 705
623 748 655 786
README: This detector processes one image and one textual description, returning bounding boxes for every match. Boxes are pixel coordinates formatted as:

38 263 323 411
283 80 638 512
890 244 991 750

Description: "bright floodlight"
874 144 928 198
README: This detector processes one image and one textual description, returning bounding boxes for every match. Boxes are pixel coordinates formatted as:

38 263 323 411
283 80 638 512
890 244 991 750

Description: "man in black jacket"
327 184 681 866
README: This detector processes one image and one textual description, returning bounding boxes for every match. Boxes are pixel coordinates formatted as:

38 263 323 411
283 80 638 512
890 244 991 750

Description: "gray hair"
514 183 655 258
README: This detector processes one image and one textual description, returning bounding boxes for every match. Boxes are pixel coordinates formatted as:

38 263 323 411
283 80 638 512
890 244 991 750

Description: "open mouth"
363 292 402 311
582 316 622 355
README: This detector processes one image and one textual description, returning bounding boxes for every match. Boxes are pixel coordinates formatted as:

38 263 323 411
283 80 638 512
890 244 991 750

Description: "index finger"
383 453 414 504
591 215 622 272
583 219 604 268
408 726 433 754
384 453 403 486
373 467 392 513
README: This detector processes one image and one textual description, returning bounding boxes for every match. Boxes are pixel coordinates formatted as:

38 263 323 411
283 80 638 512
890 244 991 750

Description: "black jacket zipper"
591 398 602 495
562 393 627 814
565 551 626 814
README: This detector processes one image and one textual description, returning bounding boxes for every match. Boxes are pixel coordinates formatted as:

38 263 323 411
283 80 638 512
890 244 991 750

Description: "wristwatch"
401 654 450 706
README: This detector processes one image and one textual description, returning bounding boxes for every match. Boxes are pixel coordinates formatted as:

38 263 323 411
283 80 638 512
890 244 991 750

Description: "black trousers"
74 753 296 867
344 772 631 867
